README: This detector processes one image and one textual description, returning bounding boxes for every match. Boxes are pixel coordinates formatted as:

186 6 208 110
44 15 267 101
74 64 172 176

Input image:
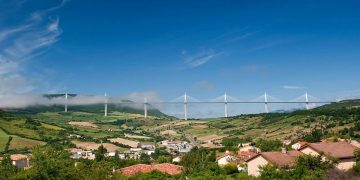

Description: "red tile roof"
10 154 28 161
237 151 258 161
118 163 183 176
217 150 235 160
298 142 307 145
300 142 358 159
246 151 302 168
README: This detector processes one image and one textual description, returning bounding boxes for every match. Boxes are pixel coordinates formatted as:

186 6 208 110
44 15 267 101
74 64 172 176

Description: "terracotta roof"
10 154 28 161
217 151 235 160
300 142 358 159
237 151 258 161
118 163 183 176
247 151 302 168
298 142 307 145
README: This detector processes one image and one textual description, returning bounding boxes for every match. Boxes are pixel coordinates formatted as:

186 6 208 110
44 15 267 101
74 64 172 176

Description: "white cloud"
183 49 219 69
0 0 66 96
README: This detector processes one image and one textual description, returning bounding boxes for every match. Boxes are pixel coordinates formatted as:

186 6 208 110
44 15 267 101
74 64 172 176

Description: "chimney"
281 147 287 154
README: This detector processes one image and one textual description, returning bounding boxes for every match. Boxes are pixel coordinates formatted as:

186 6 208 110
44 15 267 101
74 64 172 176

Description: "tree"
180 147 210 172
95 145 107 161
15 146 77 179
0 155 17 179
139 153 151 164
260 164 285 180
222 163 238 175
354 150 360 173
255 139 282 152
156 155 171 163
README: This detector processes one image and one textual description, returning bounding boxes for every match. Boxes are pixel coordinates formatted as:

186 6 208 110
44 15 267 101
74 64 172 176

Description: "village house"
282 140 292 146
172 156 181 163
299 141 358 171
237 151 258 161
139 142 156 151
238 143 261 153
119 148 142 159
162 140 192 154
65 148 96 160
246 149 302 177
116 163 183 176
291 141 307 150
217 151 238 167
0 154 30 169
217 150 257 172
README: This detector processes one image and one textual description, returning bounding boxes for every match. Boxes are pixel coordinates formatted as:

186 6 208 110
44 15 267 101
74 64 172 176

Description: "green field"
0 119 41 140
0 128 10 152
9 136 45 150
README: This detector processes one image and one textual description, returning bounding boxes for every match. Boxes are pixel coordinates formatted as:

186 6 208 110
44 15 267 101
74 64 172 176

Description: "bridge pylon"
224 92 228 118
144 97 148 119
184 93 188 120
264 92 269 113
64 92 68 112
104 92 108 117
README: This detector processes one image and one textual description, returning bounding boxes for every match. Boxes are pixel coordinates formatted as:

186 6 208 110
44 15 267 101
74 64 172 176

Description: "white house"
217 151 239 166
239 146 261 153
172 156 181 163
291 141 307 150
0 154 30 169
246 150 302 177
299 142 358 171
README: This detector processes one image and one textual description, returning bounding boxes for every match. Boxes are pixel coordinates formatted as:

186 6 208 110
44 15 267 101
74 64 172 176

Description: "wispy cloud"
227 30 260 43
247 40 286 52
0 0 67 96
182 49 219 69
283 85 306 90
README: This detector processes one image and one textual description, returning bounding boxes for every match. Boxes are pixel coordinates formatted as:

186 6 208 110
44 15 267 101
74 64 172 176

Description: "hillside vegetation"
1 99 360 154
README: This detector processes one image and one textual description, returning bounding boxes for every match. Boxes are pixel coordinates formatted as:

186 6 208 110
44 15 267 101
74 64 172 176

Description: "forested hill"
4 94 170 118
316 99 360 110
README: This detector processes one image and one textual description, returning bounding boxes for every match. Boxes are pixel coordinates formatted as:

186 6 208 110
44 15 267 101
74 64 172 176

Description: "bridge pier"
104 93 108 117
144 98 148 119
224 93 228 118
305 92 310 110
64 92 68 112
184 93 188 120
264 92 269 113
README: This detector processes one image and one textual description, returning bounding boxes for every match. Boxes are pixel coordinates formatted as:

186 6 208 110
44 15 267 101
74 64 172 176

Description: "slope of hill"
1 99 360 153
7 94 170 118
317 99 360 110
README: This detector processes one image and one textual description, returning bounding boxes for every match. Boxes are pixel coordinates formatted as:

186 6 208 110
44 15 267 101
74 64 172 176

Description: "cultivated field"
160 130 179 136
68 121 98 128
197 134 227 143
124 134 151 139
41 123 64 130
0 119 41 139
0 128 9 152
71 141 123 152
108 138 139 148
9 137 45 150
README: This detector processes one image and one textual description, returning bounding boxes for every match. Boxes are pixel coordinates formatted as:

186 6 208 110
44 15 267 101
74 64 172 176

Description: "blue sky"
1 0 360 104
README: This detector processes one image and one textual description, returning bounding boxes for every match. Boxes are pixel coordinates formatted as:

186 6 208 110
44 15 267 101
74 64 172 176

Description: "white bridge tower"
305 92 310 110
224 92 228 118
64 92 68 112
184 93 188 120
144 97 148 119
264 92 269 113
104 92 108 117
